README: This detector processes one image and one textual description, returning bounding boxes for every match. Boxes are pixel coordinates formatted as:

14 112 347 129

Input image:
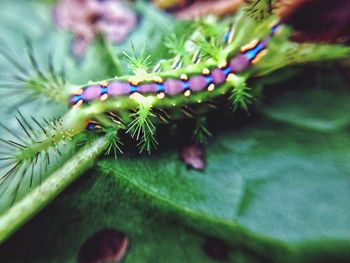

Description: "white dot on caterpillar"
218 61 227 69
202 68 210 75
207 84 215 91
157 92 165 99
100 94 108 101
180 74 188 81
226 73 238 82
184 90 191 97
129 92 144 101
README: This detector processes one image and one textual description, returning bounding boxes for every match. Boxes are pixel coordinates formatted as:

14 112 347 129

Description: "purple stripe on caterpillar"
138 83 158 93
164 79 185 95
108 81 130 96
82 85 101 101
211 68 227 84
229 54 250 73
188 75 207 91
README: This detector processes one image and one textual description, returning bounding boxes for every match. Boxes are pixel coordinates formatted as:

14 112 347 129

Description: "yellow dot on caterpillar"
202 68 210 75
128 77 139 86
180 73 188 81
157 92 165 99
251 49 267 64
227 27 235 44
241 39 259 53
226 73 237 82
154 76 163 83
218 61 227 69
100 80 108 87
184 90 191 97
207 84 215 91
73 88 83 95
73 100 83 108
100 94 108 101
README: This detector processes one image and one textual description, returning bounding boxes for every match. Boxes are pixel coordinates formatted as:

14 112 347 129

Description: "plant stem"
0 136 109 243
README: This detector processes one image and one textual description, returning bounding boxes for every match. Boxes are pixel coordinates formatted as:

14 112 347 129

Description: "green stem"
0 136 109 243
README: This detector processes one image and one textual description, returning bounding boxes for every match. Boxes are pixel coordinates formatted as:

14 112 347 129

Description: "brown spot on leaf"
203 236 229 261
78 229 129 263
180 143 205 171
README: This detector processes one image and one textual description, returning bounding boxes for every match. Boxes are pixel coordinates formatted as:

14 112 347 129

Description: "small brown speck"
78 229 129 263
180 143 205 171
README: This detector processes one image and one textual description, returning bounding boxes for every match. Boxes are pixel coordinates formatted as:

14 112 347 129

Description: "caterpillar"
69 24 279 107
0 0 349 210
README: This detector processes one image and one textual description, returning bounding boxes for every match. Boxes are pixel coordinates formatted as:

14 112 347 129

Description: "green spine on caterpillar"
193 116 212 144
126 94 158 154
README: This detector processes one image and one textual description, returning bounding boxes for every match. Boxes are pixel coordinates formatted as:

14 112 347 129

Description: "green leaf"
0 169 258 263
97 118 350 243
260 67 350 132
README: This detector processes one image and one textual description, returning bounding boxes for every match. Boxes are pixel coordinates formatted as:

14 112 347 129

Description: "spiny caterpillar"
70 25 277 107
0 0 349 207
